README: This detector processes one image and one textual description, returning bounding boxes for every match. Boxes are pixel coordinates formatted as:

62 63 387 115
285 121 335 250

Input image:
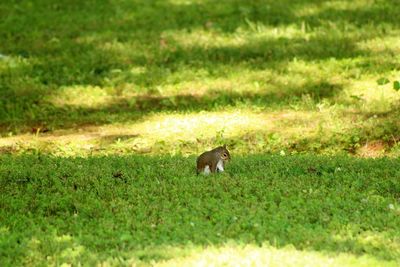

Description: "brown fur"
196 145 231 174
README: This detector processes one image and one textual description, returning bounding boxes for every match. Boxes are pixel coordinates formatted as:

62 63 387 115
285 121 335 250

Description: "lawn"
1 155 400 266
1 0 400 266
0 0 399 156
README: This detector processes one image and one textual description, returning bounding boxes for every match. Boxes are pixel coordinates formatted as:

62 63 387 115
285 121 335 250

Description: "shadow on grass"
153 34 365 68
0 0 399 136
0 0 395 86
0 79 343 133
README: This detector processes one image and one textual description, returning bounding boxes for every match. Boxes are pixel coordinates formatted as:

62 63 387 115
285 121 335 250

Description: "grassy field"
0 0 400 156
1 0 400 266
1 155 400 266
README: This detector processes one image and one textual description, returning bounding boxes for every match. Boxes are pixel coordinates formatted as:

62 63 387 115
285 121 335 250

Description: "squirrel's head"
219 144 231 161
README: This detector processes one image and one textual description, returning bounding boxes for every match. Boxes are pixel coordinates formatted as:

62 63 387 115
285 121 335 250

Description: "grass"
1 154 400 266
1 0 400 265
1 0 400 156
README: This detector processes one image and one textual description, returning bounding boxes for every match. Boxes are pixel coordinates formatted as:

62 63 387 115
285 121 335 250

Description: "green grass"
1 0 400 156
1 0 400 266
1 154 400 266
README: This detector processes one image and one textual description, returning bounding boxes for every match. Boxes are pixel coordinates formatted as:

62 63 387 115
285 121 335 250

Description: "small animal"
196 145 231 175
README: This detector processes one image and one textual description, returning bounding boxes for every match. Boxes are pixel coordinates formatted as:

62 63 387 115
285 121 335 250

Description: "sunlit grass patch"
331 230 400 261
163 24 314 50
1 101 399 157
324 0 375 10
1 110 278 156
0 108 361 156
153 243 398 267
343 76 400 113
0 54 31 72
48 85 113 108
42 57 348 110
358 36 400 54
5 225 399 267
5 237 400 267
2 72 400 157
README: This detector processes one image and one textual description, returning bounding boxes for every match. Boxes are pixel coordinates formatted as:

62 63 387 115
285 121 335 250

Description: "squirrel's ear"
223 144 226 148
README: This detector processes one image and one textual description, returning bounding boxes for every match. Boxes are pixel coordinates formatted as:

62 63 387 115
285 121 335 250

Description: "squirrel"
196 145 231 175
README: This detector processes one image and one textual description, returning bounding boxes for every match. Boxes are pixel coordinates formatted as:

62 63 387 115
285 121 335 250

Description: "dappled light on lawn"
1 103 399 156
0 109 343 156
48 85 114 108
153 243 396 267
2 1 400 266
16 236 400 266
357 36 400 54
1 0 400 157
